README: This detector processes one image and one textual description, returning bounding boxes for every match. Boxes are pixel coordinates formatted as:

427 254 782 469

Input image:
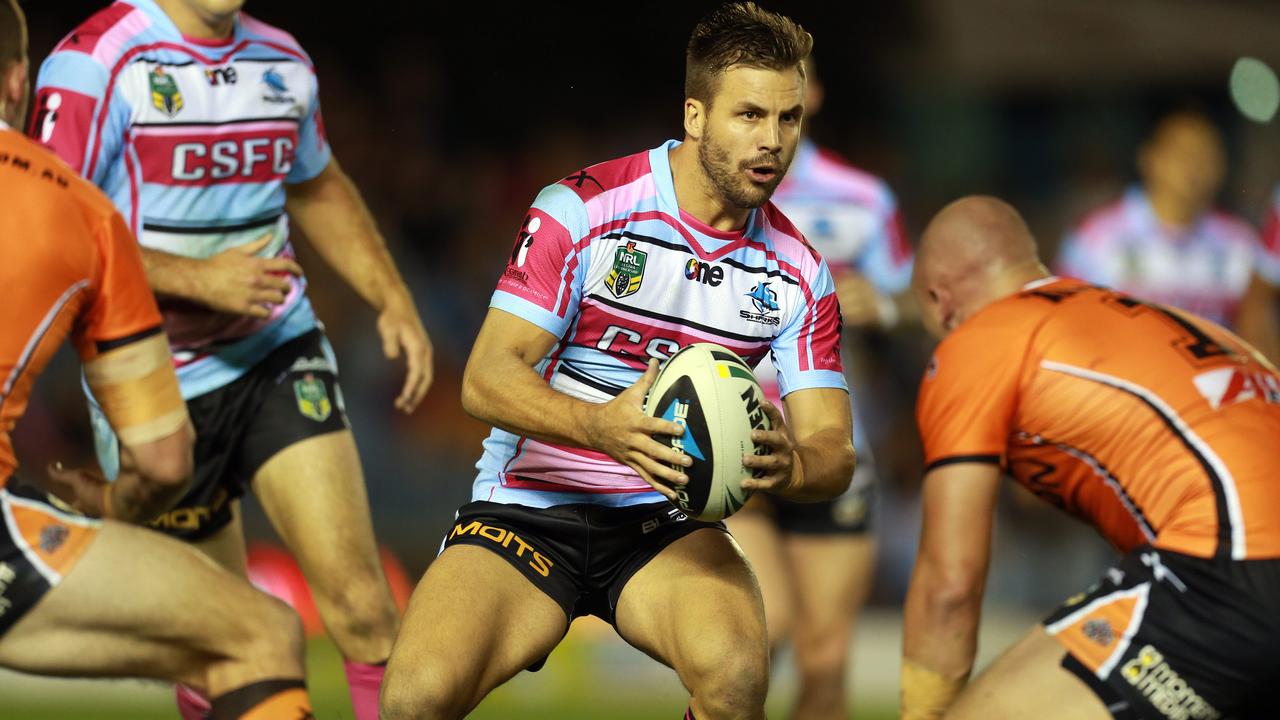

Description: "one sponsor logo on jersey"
261 68 296 104
606 241 648 298
1082 618 1115 646
39 524 69 554
293 373 332 422
740 282 780 326
0 561 16 618
205 66 238 85
1120 645 1220 719
448 520 555 577
683 258 724 286
149 66 184 117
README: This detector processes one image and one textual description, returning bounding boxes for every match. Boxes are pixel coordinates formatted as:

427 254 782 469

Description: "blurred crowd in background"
13 0 1280 617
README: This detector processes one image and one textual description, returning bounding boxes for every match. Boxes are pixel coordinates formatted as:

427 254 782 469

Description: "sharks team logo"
149 66 183 117
606 241 648 298
740 282 781 325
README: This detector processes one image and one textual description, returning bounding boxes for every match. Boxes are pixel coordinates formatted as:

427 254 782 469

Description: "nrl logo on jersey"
149 66 184 117
606 241 648 298
293 373 332 422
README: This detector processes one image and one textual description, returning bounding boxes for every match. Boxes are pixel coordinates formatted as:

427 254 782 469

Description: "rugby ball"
643 343 772 521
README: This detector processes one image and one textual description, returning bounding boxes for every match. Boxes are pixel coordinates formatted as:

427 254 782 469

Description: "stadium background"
7 0 1280 717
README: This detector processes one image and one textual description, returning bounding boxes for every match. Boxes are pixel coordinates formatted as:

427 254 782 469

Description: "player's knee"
686 643 769 718
380 663 469 720
316 582 398 647
233 594 307 674
793 624 851 678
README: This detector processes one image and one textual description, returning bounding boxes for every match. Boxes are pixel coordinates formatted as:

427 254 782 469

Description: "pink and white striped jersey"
476 141 847 507
1057 188 1263 328
30 0 328 399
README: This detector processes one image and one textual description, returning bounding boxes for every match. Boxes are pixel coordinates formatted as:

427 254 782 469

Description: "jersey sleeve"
1256 194 1280 286
74 209 164 360
29 50 129 186
915 321 1025 472
285 71 332 183
856 190 914 294
489 183 590 339
771 258 848 397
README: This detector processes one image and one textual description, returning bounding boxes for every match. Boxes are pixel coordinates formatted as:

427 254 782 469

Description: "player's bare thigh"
614 528 769 720
946 626 1111 720
725 498 795 646
0 521 302 692
189 498 248 577
381 544 568 719
252 431 399 660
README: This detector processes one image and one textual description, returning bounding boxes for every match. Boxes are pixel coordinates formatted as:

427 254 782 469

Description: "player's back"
1002 280 1280 560
0 127 146 478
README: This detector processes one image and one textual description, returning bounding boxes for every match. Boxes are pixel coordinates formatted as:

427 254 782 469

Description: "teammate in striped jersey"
381 5 854 719
1056 109 1280 357
31 2 432 717
0 4 311 716
1236 186 1280 363
903 196 1280 719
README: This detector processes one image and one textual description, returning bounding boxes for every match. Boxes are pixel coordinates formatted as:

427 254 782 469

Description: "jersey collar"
651 139 759 242
126 0 244 48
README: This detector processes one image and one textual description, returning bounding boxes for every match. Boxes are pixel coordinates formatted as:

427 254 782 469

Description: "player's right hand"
195 233 303 318
582 359 692 501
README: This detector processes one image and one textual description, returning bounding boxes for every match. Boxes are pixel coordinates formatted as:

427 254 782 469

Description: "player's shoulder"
1068 194 1131 244
0 131 117 226
937 278 1075 361
759 201 823 268
554 149 653 204
238 12 314 65
807 146 897 209
1203 207 1259 244
42 1 150 78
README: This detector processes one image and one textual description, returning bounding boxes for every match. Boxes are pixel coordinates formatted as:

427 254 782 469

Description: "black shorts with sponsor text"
441 500 726 628
1044 545 1280 719
0 480 100 639
149 329 349 541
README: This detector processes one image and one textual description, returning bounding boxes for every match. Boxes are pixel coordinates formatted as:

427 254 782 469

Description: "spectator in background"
1237 188 1280 362
1056 109 1280 357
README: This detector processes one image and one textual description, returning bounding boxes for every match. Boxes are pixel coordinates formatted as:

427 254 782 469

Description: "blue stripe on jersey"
473 430 663 507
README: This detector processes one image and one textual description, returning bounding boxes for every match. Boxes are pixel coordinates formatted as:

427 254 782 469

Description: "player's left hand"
740 401 798 494
835 270 889 328
43 462 111 518
377 298 434 413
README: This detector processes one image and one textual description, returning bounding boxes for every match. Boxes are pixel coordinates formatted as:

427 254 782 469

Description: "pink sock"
343 659 387 720
176 684 211 720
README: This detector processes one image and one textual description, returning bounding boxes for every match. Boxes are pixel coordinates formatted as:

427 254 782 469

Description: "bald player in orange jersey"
0 2 312 717
899 196 1280 720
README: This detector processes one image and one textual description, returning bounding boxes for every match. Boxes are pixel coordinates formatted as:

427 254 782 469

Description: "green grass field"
0 635 898 719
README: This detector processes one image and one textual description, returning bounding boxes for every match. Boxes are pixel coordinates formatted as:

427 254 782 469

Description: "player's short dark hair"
685 2 812 106
0 0 26 69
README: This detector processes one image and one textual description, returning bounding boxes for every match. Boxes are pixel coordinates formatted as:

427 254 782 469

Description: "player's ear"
2 59 25 113
683 98 705 141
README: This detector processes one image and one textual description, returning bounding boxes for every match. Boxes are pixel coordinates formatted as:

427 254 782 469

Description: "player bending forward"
901 196 1280 719
382 4 856 720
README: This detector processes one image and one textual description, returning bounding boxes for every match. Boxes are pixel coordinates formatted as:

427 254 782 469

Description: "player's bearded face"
697 66 804 210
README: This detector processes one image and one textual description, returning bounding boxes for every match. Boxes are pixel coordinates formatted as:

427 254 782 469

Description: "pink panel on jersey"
52 3 135 55
238 14 301 48
504 439 652 494
808 293 843 372
28 88 98 175
496 208 575 314
584 174 658 231
575 299 769 365
91 9 152 67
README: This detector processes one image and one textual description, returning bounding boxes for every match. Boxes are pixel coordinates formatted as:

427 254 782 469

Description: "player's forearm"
777 429 855 501
109 424 195 523
902 559 982 685
285 161 413 313
141 247 211 302
461 351 596 449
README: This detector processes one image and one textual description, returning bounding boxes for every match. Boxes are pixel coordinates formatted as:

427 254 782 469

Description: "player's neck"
1146 188 1200 229
154 0 236 40
669 142 752 232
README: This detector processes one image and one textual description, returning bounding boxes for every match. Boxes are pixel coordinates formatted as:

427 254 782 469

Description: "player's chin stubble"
698 132 780 210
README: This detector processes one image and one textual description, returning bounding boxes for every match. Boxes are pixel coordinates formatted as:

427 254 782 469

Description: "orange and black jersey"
0 124 164 479
917 277 1280 561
